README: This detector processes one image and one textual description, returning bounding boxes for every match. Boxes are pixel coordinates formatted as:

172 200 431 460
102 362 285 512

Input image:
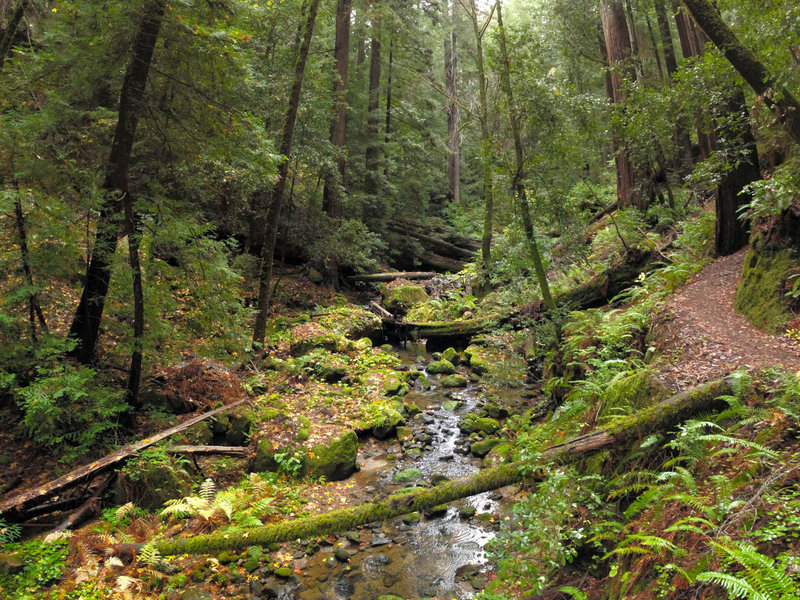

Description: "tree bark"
654 0 677 75
252 0 321 347
445 1 460 204
122 194 144 409
681 0 800 145
495 1 556 311
0 0 28 68
364 0 382 197
715 88 760 256
67 0 166 364
13 190 47 343
134 377 733 556
384 30 393 180
599 0 639 209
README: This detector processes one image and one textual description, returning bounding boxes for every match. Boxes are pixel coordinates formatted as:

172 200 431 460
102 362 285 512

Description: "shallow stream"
281 345 513 599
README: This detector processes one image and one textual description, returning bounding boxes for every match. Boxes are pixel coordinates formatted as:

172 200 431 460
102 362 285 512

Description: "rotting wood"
347 271 436 283
166 446 248 457
118 377 732 556
53 472 117 533
387 224 477 259
0 398 249 517
369 301 395 321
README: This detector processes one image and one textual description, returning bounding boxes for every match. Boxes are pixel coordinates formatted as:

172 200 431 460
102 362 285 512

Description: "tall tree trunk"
67 0 166 364
624 0 643 79
122 195 144 409
465 0 494 269
444 1 460 205
321 0 352 289
654 0 678 75
682 0 800 145
364 0 382 197
495 1 556 312
13 188 47 343
599 0 639 209
645 15 664 80
714 90 760 255
0 0 28 68
252 0 321 346
384 31 393 179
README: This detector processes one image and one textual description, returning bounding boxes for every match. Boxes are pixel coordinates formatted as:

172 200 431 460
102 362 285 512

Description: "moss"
427 360 456 375
116 450 192 511
372 409 406 440
395 426 413 443
316 307 383 342
384 283 429 313
305 430 358 481
288 322 351 356
225 414 252 446
735 248 798 333
471 438 501 458
598 370 670 424
296 415 312 442
393 468 423 483
441 374 468 388
472 418 500 435
384 373 410 397
442 400 461 411
441 347 460 364
463 345 489 375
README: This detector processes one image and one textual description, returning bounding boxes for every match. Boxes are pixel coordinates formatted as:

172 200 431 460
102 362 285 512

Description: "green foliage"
0 519 21 548
0 539 69 598
739 164 800 222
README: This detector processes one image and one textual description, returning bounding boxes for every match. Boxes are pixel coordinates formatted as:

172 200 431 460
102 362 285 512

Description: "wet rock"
427 359 456 375
403 402 421 417
401 511 421 525
442 347 460 365
180 590 213 600
472 417 500 435
249 580 262 595
395 426 413 444
441 400 461 411
274 567 292 578
334 546 350 562
370 533 392 547
441 374 468 388
393 468 423 483
459 505 477 519
324 556 338 568
373 410 406 440
471 438 501 458
261 581 280 599
345 531 360 543
478 403 508 419
424 504 448 518
438 454 455 461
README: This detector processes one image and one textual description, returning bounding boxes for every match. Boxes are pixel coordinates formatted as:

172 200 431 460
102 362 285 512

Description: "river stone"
393 468 423 483
305 429 359 481
345 531 360 543
471 438 501 458
396 426 413 444
459 505 477 519
180 590 213 600
370 533 392 546
401 511 421 525
405 447 421 457
324 555 338 568
384 373 410 397
334 546 350 562
463 345 489 375
441 374 468 388
442 400 461 411
373 410 406 440
472 417 500 435
441 347 460 364
426 359 456 375
274 567 292 578
478 403 508 419
424 504 448 518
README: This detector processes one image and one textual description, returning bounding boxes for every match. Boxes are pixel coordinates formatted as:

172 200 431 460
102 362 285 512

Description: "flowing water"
281 345 513 599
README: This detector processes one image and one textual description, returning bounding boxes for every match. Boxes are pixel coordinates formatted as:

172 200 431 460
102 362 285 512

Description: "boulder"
470 438 501 458
393 468 423 483
372 409 406 440
305 430 359 481
427 359 456 375
440 374 468 388
384 282 429 314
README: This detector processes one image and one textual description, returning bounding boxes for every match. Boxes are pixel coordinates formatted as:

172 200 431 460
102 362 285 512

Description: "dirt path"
656 249 800 390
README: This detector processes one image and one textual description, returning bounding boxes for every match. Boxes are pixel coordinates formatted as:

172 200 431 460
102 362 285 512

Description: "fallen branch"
0 399 249 517
53 472 117 533
120 377 732 556
166 446 248 457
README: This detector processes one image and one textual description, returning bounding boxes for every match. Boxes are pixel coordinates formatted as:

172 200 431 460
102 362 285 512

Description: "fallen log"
347 271 436 283
166 446 248 457
369 301 395 321
52 472 117 533
122 377 731 556
0 398 249 518
390 218 482 251
418 251 465 273
386 316 499 351
387 225 477 259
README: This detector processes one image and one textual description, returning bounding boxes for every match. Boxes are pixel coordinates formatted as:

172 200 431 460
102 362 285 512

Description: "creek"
281 344 515 599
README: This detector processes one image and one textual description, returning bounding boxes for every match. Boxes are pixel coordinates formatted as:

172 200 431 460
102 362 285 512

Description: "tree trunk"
715 88 760 256
13 189 47 342
383 31 393 179
67 0 166 364
445 1 460 204
252 0 321 347
364 0 382 197
599 0 639 209
645 15 664 80
122 194 144 410
322 0 351 221
681 0 800 145
321 0 352 289
495 1 556 312
0 0 28 68
135 377 733 556
654 0 677 75
465 0 494 269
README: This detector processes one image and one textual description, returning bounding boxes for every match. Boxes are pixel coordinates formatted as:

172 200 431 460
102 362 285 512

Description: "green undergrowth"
736 247 800 333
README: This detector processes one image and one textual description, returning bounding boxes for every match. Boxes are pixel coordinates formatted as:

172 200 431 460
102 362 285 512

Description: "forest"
1 0 800 598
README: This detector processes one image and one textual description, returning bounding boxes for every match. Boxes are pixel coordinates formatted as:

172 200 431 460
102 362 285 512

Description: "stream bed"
280 346 516 599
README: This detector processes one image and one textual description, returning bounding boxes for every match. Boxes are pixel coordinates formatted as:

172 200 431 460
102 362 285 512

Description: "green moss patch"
735 248 799 333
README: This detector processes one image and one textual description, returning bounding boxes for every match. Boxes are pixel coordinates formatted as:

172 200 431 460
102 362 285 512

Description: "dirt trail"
656 249 800 390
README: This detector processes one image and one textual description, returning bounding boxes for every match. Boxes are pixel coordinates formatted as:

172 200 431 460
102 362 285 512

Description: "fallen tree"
123 376 732 556
347 271 436 283
0 398 249 518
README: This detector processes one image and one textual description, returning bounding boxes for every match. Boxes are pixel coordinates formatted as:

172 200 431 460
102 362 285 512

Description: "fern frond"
199 478 217 502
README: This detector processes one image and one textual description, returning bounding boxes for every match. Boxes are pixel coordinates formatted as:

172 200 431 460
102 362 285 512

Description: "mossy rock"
470 438 501 458
317 307 384 343
441 374 468 388
463 345 489 375
377 596 405 600
396 426 413 444
424 504 448 518
401 512 421 525
305 430 359 481
427 359 456 375
402 403 421 417
384 373 410 397
735 248 799 333
384 283 429 314
296 415 312 442
116 451 192 511
372 409 406 440
250 439 279 473
598 369 670 423
225 413 252 446
458 414 478 434
176 421 213 445
478 403 508 419
289 322 350 356
393 468 423 483
442 400 461 411
441 347 460 365
472 417 500 435
484 442 513 467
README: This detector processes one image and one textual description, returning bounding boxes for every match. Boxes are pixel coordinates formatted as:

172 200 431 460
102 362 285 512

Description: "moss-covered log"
385 316 500 351
124 377 731 557
348 271 436 283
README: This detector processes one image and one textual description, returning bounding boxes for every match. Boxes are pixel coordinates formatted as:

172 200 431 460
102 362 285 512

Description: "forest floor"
656 248 800 390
